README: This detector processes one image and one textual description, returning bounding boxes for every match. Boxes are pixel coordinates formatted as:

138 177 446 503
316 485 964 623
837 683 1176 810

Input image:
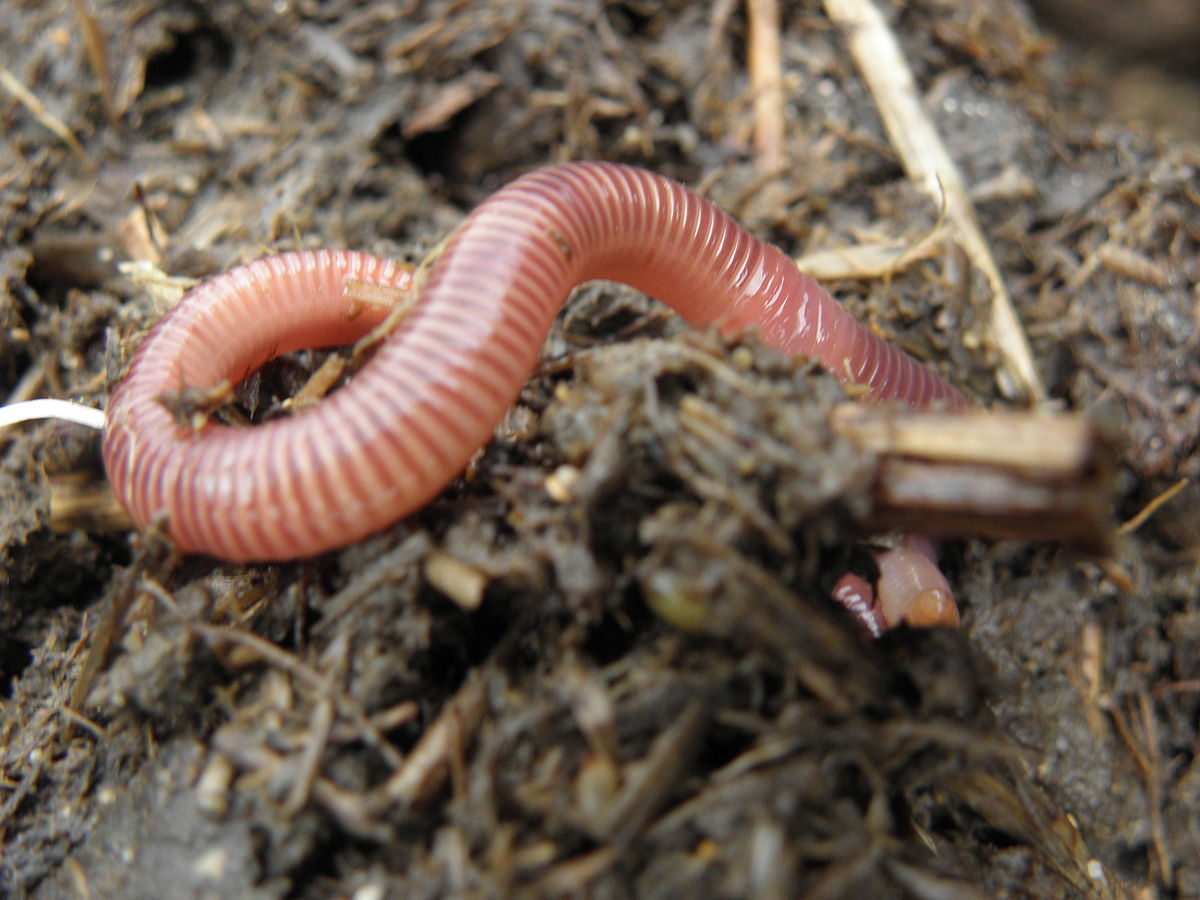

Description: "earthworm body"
102 162 967 627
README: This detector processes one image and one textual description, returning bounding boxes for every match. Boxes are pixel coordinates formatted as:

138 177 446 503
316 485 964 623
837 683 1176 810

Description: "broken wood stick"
830 403 1113 551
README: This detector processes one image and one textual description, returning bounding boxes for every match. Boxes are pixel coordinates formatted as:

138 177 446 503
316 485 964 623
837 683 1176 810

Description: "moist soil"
2 1 1198 898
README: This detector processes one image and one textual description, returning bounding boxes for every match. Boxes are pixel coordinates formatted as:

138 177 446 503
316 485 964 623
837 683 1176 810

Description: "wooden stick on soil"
831 403 1112 550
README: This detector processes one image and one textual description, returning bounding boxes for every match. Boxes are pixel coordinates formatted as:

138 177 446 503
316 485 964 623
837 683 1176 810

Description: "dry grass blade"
795 223 949 281
190 623 406 771
1115 476 1188 536
211 726 390 841
67 544 177 723
822 0 1045 402
1110 692 1173 888
588 700 706 845
376 673 486 808
747 0 785 173
936 769 1118 895
0 68 93 168
282 353 346 412
49 475 131 534
69 0 116 127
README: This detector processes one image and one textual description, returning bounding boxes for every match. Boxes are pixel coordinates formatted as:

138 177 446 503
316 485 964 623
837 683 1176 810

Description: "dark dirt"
2 0 1198 898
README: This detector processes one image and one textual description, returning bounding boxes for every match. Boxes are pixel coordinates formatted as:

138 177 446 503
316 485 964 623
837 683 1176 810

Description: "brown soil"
2 1 1197 898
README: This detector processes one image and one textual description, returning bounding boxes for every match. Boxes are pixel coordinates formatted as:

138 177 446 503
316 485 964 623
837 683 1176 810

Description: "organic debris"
2 0 1197 897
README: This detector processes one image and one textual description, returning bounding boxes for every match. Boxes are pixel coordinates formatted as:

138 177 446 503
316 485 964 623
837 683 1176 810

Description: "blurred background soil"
1 0 1198 897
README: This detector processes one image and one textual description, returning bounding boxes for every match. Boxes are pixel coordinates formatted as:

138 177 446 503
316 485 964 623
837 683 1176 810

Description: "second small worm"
102 162 967 563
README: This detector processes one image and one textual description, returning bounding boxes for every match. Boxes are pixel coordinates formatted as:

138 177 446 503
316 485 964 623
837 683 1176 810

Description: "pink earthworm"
831 536 959 637
102 162 968 626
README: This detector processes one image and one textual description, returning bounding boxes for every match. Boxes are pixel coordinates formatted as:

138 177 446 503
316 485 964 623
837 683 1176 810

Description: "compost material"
2 1 1197 897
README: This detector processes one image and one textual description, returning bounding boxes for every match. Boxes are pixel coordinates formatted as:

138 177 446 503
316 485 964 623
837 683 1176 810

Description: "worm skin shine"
103 162 967 564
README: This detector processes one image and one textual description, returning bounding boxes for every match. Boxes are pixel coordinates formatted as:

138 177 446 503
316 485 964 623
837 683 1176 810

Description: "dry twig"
211 725 389 841
66 541 175 723
1109 692 1172 888
831 403 1112 548
1115 477 1188 536
796 223 949 282
746 0 785 172
588 700 706 845
822 0 1045 402
49 475 130 534
69 0 116 127
375 672 486 808
0 68 92 168
190 623 407 771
